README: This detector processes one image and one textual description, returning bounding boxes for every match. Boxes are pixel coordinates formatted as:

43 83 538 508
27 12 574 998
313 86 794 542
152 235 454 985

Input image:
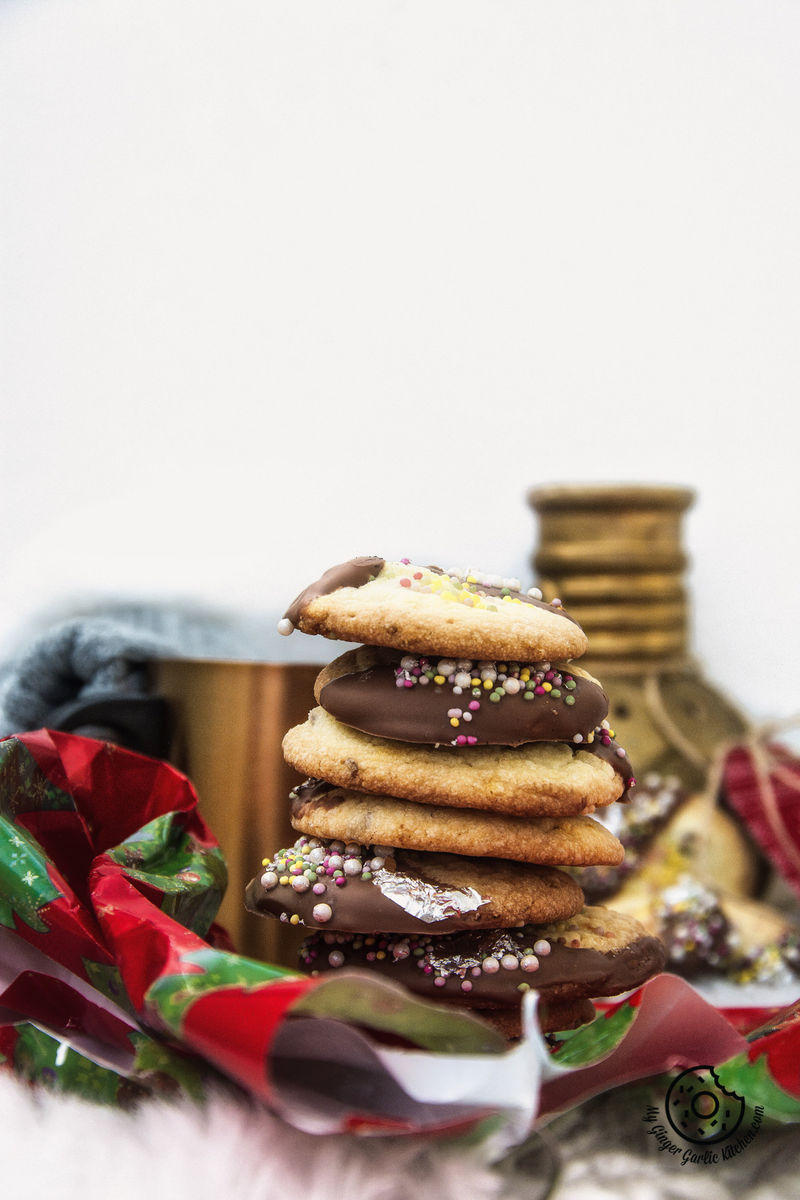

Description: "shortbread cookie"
315 647 608 747
299 906 665 1011
289 780 625 865
245 836 584 934
278 557 589 662
282 708 628 816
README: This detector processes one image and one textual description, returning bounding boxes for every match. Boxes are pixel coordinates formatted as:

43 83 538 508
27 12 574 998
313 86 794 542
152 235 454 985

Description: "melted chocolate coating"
284 556 385 626
319 652 608 747
580 735 636 794
300 924 666 1008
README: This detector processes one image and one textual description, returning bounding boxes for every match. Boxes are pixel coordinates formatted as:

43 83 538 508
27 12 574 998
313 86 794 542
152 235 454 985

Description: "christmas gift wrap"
1 729 799 1140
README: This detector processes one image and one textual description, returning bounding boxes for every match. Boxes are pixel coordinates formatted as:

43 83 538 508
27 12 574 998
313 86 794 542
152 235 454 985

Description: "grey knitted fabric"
0 604 256 738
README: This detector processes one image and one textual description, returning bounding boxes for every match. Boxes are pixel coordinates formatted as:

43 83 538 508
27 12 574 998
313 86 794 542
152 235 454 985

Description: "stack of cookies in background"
246 556 665 1037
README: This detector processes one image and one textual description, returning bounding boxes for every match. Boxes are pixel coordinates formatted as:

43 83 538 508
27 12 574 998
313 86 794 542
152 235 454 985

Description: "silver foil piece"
372 867 487 924
427 930 520 976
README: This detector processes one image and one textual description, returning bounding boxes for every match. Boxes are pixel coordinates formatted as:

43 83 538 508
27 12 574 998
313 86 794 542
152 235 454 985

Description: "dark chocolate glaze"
300 924 666 1008
284 556 385 626
318 650 608 747
246 868 485 935
291 779 342 815
580 734 636 794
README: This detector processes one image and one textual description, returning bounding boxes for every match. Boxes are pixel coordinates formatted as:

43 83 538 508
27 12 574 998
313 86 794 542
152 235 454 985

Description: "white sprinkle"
533 939 551 956
327 854 343 871
527 587 543 600
277 617 294 636
369 857 385 871
573 733 584 743
501 954 519 971
260 871 279 890
328 950 345 968
291 875 310 893
312 903 333 924
399 655 418 670
481 956 500 974
503 677 522 695
437 659 457 677
307 847 326 865
343 858 362 876
520 955 539 972
454 672 472 688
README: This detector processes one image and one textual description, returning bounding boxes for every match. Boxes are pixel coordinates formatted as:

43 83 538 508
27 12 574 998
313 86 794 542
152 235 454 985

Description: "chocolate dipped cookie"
245 835 584 934
299 906 666 1033
314 646 609 747
278 557 589 662
289 779 625 866
283 708 630 817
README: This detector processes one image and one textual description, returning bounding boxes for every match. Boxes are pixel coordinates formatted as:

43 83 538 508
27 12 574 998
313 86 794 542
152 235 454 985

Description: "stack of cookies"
246 556 665 1036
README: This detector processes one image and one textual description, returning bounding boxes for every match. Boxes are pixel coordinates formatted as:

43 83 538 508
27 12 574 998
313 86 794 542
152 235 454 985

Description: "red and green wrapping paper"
0 729 798 1136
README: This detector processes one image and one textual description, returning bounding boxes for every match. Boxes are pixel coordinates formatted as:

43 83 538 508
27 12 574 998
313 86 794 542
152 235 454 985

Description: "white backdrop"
2 1 799 722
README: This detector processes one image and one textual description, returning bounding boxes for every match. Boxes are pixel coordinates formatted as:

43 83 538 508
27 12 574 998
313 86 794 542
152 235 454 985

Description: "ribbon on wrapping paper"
0 728 799 1139
723 721 800 899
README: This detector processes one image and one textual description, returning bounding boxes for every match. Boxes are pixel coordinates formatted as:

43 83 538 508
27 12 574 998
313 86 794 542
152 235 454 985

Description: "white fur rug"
3 1073 799 1200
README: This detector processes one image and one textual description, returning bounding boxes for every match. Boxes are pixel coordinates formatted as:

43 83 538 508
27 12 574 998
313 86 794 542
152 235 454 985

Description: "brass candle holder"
528 484 747 795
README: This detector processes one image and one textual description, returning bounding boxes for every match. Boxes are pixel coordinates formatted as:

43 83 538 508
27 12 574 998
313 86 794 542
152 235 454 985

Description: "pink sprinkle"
467 736 477 745
434 977 446 987
534 685 546 695
460 980 473 993
399 577 411 587
413 572 423 579
456 735 467 746
404 679 414 687
366 952 376 961
545 671 555 680
468 700 480 711
335 876 346 886
616 747 627 757
401 557 410 564
312 883 326 895
423 964 433 974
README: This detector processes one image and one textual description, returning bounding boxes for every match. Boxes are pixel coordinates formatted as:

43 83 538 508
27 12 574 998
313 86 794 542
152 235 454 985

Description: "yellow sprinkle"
466 575 477 584
520 670 530 681
290 914 300 925
434 675 446 685
543 682 552 692
498 664 507 672
483 679 493 689
261 858 270 866
279 876 289 886
450 717 459 727
471 678 481 687
376 950 386 960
